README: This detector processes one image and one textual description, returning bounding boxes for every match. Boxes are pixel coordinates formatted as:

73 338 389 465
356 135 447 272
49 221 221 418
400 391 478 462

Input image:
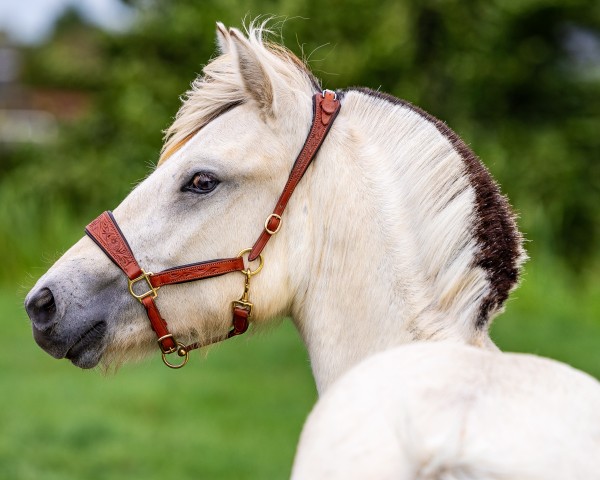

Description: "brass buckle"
264 213 282 235
161 342 189 369
128 269 159 302
157 334 177 354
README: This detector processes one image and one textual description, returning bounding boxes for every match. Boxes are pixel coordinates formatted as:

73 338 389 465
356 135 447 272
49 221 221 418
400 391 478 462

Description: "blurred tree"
1 0 598 282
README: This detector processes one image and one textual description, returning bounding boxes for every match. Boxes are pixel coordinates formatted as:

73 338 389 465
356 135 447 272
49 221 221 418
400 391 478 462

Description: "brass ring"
161 342 189 369
236 248 264 277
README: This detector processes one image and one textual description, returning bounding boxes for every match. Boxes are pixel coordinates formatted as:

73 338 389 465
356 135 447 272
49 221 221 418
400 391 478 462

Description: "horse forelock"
158 27 319 165
340 88 525 330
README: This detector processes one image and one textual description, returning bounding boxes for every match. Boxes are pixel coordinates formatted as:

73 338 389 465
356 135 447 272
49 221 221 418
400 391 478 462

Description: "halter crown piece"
85 90 341 368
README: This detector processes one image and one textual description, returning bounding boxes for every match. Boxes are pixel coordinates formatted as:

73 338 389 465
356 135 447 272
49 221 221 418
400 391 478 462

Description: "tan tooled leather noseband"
85 91 341 368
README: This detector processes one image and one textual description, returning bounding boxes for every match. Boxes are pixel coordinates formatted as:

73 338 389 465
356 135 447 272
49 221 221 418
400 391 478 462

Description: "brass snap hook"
233 248 264 319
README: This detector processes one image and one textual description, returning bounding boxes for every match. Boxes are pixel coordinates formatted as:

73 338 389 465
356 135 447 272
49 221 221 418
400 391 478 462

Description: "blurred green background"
1 0 599 478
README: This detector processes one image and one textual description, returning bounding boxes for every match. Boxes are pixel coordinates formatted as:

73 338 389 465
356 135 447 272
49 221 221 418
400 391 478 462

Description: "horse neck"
287 90 506 392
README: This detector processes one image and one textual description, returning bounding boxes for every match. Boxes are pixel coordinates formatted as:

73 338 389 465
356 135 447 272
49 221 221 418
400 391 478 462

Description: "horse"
25 23 600 479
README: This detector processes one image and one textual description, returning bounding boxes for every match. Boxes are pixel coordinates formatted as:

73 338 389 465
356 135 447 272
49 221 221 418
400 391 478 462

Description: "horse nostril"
26 287 57 331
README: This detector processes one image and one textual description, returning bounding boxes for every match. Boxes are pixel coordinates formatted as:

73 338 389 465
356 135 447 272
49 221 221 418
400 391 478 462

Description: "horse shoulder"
292 343 600 480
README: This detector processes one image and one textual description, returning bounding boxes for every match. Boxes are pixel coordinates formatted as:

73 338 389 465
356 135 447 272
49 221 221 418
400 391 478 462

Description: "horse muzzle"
25 282 109 368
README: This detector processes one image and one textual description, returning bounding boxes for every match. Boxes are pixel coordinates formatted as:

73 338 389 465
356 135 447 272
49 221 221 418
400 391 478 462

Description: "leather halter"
85 90 341 368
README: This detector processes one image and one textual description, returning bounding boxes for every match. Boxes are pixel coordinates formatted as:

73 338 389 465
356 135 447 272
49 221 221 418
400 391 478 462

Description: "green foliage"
1 0 599 284
0 289 316 479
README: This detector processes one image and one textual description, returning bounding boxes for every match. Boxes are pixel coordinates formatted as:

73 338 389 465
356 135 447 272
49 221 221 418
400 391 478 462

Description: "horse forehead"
174 108 274 162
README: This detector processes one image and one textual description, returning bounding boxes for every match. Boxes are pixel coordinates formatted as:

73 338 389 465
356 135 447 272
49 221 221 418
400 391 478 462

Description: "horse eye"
184 172 220 194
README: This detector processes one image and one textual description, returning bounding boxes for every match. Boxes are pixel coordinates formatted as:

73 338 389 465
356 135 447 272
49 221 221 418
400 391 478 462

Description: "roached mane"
159 25 525 329
159 25 320 165
344 88 526 327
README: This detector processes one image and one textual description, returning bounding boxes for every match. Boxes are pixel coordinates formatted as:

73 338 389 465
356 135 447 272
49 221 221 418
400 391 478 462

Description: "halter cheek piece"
85 90 341 368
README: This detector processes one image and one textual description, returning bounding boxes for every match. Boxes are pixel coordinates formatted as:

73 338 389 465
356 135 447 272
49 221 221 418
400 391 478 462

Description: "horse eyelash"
182 171 221 194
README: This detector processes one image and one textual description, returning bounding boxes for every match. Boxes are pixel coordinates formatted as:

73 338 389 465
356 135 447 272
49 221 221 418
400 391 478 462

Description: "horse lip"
32 325 69 359
64 321 108 368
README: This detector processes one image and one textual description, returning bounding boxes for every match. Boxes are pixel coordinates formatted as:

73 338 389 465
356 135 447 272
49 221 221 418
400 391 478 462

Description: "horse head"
25 24 319 369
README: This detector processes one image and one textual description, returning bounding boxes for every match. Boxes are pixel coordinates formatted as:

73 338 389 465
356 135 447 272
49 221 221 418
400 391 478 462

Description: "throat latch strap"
249 90 340 261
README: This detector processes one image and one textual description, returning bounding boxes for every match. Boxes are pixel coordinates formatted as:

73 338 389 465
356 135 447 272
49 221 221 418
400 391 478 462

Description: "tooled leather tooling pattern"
151 258 245 287
87 213 138 275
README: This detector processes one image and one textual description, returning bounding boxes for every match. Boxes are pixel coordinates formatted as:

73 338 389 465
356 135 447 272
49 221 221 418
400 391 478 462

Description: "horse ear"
228 27 274 117
215 22 230 55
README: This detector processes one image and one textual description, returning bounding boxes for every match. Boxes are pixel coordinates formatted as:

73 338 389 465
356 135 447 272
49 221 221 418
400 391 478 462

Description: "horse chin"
64 320 108 369
32 319 108 369
97 325 160 371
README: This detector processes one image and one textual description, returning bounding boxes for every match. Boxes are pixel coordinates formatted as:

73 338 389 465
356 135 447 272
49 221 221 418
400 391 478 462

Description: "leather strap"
86 211 143 279
184 306 250 351
248 91 341 261
150 258 245 287
141 296 176 352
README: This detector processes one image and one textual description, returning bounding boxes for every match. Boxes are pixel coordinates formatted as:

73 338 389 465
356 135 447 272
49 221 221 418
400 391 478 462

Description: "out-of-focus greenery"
1 289 316 480
1 1 599 479
1 0 599 283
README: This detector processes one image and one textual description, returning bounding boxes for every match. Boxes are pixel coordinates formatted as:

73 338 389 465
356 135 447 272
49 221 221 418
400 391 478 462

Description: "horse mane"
388 95 524 327
340 88 526 329
159 25 320 164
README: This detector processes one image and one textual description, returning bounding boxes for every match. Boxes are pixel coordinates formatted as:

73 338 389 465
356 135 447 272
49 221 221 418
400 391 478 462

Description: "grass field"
2 257 599 479
1 289 316 480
